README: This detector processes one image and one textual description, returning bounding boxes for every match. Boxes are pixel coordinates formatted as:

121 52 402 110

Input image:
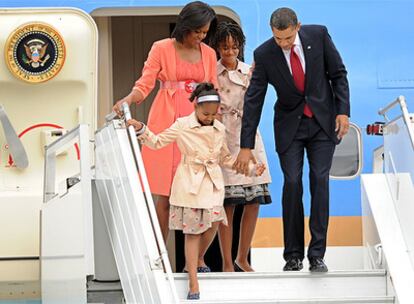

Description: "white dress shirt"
282 34 306 74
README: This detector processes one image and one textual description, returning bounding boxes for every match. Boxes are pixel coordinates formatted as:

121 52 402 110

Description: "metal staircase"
41 100 414 303
361 96 414 304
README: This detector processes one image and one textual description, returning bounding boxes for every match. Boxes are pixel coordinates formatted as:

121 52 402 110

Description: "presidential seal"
5 22 66 83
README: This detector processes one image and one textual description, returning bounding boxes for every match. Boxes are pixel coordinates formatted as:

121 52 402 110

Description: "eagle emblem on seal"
23 39 50 68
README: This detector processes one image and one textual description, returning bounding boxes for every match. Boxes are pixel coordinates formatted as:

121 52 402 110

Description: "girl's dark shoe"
183 266 211 273
233 261 246 272
196 265 211 273
187 291 200 300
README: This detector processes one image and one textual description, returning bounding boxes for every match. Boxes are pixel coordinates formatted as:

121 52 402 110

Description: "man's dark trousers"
278 116 336 261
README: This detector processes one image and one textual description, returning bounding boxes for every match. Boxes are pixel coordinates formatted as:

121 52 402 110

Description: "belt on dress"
159 80 199 93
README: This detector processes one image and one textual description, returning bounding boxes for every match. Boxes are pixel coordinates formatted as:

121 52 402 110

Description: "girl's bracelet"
135 124 146 136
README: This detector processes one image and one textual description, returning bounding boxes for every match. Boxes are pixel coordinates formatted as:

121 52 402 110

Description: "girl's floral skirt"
169 205 227 234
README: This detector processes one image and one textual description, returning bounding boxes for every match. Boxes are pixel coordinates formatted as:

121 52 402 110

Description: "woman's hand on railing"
112 90 144 117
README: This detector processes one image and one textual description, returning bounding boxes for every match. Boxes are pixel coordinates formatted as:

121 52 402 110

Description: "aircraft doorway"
92 7 241 272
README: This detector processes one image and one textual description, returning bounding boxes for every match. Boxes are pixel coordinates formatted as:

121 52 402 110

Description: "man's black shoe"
283 257 303 271
309 257 328 272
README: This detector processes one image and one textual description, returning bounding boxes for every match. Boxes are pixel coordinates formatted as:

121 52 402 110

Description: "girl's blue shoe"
187 291 200 300
196 265 211 272
182 265 210 273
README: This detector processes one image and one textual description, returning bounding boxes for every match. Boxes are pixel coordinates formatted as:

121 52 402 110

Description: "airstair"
39 97 414 303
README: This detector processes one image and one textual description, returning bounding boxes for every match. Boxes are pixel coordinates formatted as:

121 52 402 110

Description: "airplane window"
329 122 363 179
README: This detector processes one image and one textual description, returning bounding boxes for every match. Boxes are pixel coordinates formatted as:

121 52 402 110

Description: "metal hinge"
150 255 164 270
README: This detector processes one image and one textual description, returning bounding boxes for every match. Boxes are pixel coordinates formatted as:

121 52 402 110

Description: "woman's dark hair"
171 1 217 44
189 82 220 103
211 21 245 61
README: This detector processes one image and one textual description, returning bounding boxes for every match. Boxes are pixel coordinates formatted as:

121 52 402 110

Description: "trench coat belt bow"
183 156 223 195
220 105 242 120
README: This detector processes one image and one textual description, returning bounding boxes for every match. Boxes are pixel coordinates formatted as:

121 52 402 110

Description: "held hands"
233 148 256 176
255 163 266 176
335 115 350 140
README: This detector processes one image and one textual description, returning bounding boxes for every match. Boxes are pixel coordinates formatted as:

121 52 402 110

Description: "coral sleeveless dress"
141 51 205 196
171 56 205 176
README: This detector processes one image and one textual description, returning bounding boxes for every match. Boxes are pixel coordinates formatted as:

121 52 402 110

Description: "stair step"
185 296 395 303
87 281 123 304
173 270 389 302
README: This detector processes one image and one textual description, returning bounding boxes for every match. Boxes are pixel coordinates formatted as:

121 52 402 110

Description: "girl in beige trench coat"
212 22 272 272
128 83 265 300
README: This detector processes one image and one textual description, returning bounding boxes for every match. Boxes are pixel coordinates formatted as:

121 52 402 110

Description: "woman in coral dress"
113 1 218 243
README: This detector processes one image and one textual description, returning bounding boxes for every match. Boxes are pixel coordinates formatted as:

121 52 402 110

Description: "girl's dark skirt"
223 184 272 206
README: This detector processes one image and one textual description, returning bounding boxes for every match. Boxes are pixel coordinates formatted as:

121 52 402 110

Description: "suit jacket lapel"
298 29 313 92
271 40 297 91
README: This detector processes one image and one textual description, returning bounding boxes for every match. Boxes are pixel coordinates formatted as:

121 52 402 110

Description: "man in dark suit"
234 7 350 272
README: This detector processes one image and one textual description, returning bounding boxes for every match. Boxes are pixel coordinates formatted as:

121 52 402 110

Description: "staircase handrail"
378 95 414 150
121 103 179 303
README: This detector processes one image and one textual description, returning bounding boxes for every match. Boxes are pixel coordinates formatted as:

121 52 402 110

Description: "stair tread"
173 269 387 280
174 270 389 301
181 295 395 303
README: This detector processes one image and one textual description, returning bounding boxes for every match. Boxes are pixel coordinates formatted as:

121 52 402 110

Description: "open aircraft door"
0 7 97 299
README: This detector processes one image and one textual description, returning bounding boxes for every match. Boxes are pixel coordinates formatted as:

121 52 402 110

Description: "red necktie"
290 45 313 118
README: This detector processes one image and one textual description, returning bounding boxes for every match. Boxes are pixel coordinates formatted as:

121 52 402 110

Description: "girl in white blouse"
212 22 272 273
128 82 264 300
